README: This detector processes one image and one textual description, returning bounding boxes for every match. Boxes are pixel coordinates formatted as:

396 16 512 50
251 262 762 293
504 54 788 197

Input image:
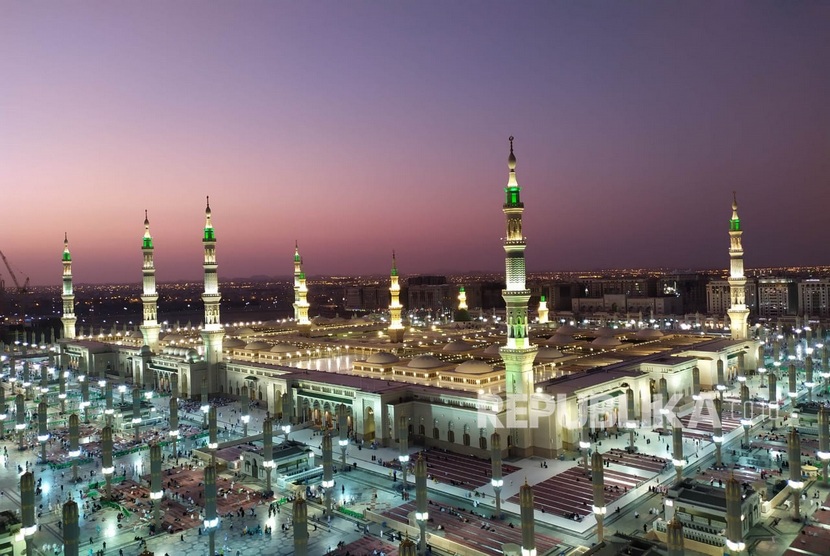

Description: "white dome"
591 336 622 348
407 355 445 369
635 328 664 340
535 347 564 361
454 360 493 375
547 333 575 346
595 326 616 338
556 324 578 335
366 352 400 365
269 344 297 354
236 327 256 337
128 330 144 339
483 343 501 356
442 340 473 352
244 341 271 351
223 338 246 349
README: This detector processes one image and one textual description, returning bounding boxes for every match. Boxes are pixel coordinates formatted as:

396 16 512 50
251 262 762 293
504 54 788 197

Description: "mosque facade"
56 140 763 460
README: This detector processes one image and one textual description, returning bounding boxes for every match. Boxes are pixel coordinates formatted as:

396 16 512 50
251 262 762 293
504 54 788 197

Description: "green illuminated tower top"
61 232 76 339
504 136 522 207
203 196 215 242
143 210 153 249
140 210 160 352
730 191 741 231
727 191 748 340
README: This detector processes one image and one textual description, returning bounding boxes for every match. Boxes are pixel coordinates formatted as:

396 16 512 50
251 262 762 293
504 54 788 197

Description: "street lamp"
282 424 291 442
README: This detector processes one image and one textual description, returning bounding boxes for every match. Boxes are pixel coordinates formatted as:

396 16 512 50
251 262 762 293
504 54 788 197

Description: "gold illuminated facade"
727 193 749 340
139 211 160 353
61 233 76 340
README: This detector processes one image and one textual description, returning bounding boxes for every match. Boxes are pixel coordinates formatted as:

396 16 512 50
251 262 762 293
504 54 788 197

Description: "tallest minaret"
139 211 160 352
499 137 537 457
727 192 749 340
61 233 76 339
200 197 224 390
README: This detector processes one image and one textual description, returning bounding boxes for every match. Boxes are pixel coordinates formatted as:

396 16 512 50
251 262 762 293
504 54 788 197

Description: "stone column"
713 397 723 467
38 401 49 463
322 432 333 514
805 356 815 402
338 404 348 470
415 455 428 554
591 451 606 543
263 418 274 496
659 377 669 433
672 422 684 482
717 359 726 398
520 480 535 556
491 432 503 516
102 425 114 499
293 496 308 556
150 444 162 531
169 396 179 457
0 381 5 440
132 386 142 442
208 406 218 464
205 464 218 556
580 402 590 472
15 393 25 450
201 377 209 427
58 368 66 413
105 381 114 426
21 471 35 556
788 427 803 521
788 363 798 402
80 376 90 423
666 516 685 556
69 413 80 481
398 415 409 496
63 498 80 556
725 475 745 554
768 373 778 410
740 383 751 448
625 387 636 452
691 367 700 400
818 406 830 486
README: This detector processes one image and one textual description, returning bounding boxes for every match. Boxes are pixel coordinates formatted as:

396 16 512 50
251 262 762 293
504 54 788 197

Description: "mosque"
56 139 763 462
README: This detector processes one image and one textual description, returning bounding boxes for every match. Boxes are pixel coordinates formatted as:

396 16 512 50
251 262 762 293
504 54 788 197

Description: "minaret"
294 245 311 337
388 251 405 342
457 286 468 311
200 197 224 391
61 233 76 339
537 295 549 324
727 192 749 340
293 241 302 320
499 137 538 457
139 211 160 352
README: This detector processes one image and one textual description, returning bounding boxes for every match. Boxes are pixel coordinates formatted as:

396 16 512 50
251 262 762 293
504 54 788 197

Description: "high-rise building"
499 137 537 457
727 193 749 339
798 278 830 318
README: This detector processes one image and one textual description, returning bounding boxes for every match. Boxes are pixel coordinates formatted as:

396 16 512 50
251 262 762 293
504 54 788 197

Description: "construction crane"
0 251 29 293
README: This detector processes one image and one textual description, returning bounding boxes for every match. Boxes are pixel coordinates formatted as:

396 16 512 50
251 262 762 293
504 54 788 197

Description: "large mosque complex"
55 139 762 462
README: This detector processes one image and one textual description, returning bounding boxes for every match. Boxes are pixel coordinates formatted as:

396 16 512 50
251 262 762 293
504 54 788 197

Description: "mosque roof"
269 344 297 353
442 340 474 352
591 336 622 348
407 355 446 369
635 328 664 340
453 360 493 375
244 341 271 351
535 346 564 360
223 338 246 349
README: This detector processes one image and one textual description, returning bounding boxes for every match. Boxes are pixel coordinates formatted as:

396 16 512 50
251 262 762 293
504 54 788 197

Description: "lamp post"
398 415 409 497
58 369 67 413
104 381 113 426
150 443 163 532
322 433 333 514
208 406 218 465
241 413 250 438
169 396 179 458
282 423 291 443
132 387 142 443
338 404 348 470
69 413 80 481
491 432 503 517
79 374 90 423
713 397 723 467
15 393 26 451
625 387 637 453
101 426 114 499
415 455 428 554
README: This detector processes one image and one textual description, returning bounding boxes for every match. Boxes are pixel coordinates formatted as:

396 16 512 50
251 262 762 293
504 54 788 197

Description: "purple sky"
2 1 829 286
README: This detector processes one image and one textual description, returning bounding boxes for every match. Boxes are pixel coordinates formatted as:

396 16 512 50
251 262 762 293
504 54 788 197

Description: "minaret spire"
388 250 404 342
727 192 749 340
139 210 160 353
294 244 311 336
499 136 537 458
61 233 76 339
200 196 224 391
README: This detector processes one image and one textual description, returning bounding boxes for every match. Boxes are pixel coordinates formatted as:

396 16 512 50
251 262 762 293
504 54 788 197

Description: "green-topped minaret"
200 196 224 391
499 136 537 457
293 241 302 321
727 192 749 340
140 210 160 353
61 233 76 339
388 251 404 342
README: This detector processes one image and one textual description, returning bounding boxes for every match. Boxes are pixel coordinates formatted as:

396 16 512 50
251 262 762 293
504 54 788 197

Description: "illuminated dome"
366 352 400 365
547 333 574 346
269 344 296 354
591 336 622 348
186 348 200 363
312 316 330 325
595 326 616 338
535 347 564 361
244 341 271 351
408 355 445 369
442 340 474 353
483 343 501 356
454 360 493 375
128 330 144 339
635 328 664 340
223 337 246 349
556 324 578 335
236 327 256 337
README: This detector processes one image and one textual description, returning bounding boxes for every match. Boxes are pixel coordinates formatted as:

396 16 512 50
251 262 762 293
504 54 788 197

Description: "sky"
2 1 829 286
